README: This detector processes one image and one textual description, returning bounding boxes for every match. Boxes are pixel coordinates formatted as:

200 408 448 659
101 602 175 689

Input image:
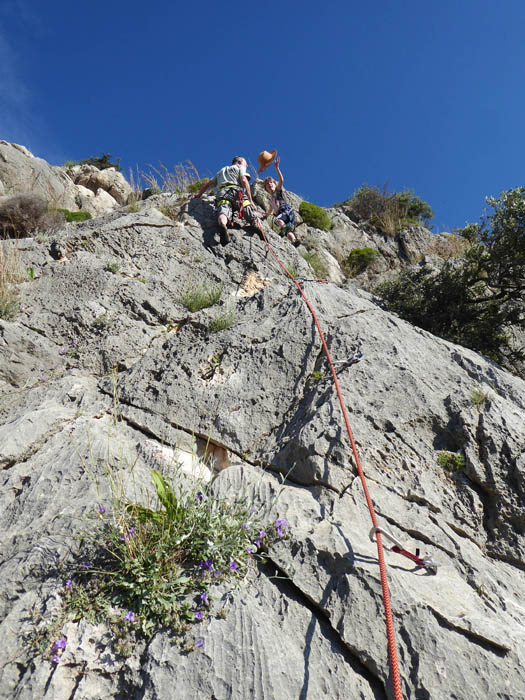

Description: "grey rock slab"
0 375 109 467
139 573 382 700
0 319 64 392
111 286 324 464
213 465 525 699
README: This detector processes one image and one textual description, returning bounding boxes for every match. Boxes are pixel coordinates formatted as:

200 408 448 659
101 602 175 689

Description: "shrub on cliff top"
64 152 121 171
343 185 433 234
299 201 331 231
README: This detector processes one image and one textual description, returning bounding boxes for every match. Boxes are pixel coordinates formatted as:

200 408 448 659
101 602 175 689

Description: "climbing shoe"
219 223 230 246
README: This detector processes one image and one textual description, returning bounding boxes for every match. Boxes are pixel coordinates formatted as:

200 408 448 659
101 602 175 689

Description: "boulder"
69 164 133 205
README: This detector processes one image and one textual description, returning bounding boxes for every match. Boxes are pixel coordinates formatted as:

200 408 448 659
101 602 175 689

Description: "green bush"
299 201 331 231
342 185 387 222
345 248 380 277
179 284 222 312
375 187 525 374
395 191 433 225
57 209 93 223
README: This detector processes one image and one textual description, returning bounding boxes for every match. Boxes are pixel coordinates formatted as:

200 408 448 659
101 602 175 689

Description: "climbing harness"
370 527 438 574
255 226 429 700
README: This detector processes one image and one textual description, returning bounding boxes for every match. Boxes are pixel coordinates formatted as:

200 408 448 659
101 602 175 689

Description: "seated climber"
262 157 297 244
194 156 261 245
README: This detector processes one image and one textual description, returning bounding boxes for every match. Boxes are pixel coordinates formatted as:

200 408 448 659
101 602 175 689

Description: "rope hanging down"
255 221 404 700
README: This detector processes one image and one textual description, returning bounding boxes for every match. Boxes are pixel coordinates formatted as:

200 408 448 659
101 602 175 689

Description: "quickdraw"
369 527 438 574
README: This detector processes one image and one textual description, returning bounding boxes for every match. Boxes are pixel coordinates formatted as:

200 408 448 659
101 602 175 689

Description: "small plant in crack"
209 308 234 333
470 386 489 412
104 261 120 274
92 313 112 329
308 371 325 383
437 451 465 472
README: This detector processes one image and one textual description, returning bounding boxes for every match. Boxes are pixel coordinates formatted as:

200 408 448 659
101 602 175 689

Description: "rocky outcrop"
66 164 133 206
0 142 132 219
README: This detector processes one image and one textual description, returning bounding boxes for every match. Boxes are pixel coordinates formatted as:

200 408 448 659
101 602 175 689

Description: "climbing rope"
256 222 404 700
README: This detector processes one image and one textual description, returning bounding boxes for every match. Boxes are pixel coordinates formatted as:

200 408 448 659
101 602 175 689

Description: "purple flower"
254 539 261 547
195 638 204 648
59 346 66 355
71 340 78 347
228 560 238 572
120 527 135 541
51 654 60 664
277 527 285 537
275 518 289 528
200 592 208 606
98 505 106 515
65 579 73 589
258 530 266 539
246 546 255 554
213 570 221 578
82 562 90 571
199 559 213 575
124 611 134 622
242 523 250 530
196 492 207 503
194 611 203 621
250 507 256 514
52 637 67 652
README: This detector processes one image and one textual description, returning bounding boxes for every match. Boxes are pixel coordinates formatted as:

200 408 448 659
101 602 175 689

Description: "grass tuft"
0 241 22 319
179 284 222 312
209 308 234 333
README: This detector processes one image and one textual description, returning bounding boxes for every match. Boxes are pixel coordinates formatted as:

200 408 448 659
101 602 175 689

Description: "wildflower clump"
45 471 290 655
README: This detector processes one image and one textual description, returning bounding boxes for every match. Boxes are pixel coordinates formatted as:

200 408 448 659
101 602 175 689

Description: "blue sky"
1 0 525 232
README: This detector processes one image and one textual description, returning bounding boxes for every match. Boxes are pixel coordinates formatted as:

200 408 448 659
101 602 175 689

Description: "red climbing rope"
256 223 404 700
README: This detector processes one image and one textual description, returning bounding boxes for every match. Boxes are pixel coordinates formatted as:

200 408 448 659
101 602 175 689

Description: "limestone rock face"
0 141 79 210
0 175 524 699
